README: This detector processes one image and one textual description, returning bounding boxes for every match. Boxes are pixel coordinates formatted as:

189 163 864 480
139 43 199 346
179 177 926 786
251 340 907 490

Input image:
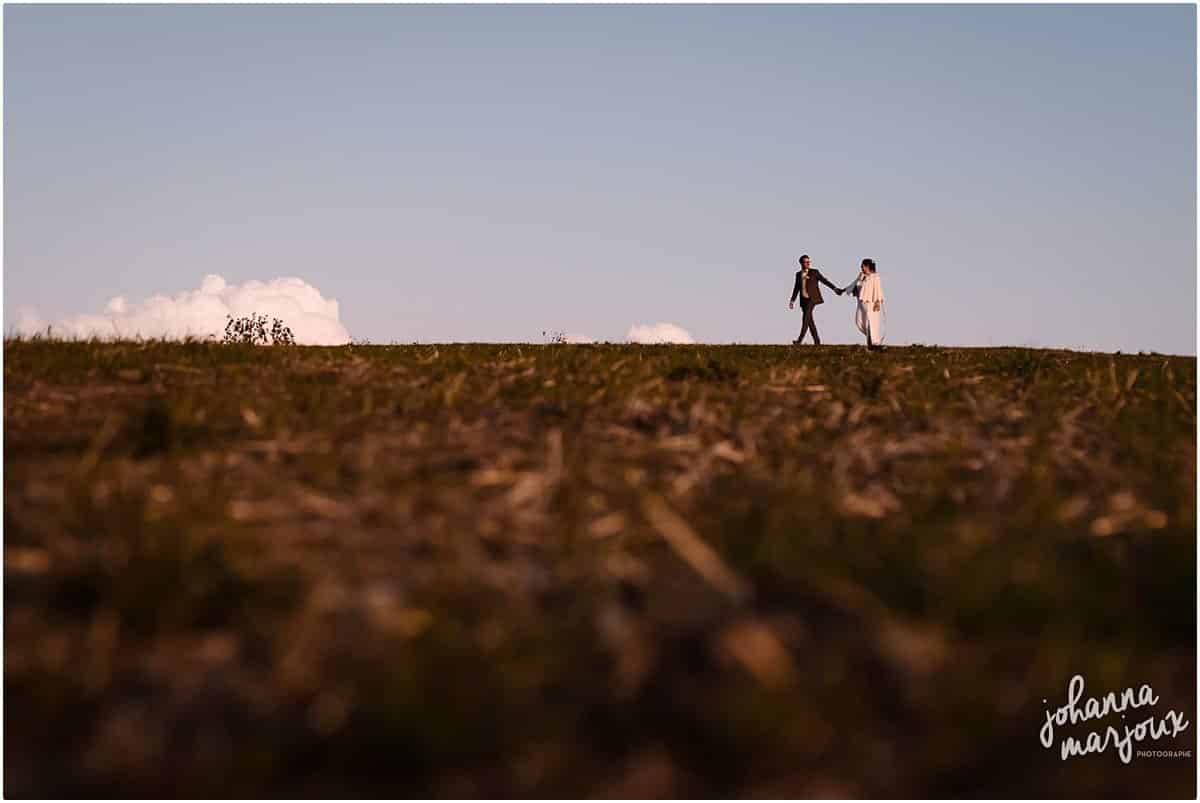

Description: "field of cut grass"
4 339 1196 796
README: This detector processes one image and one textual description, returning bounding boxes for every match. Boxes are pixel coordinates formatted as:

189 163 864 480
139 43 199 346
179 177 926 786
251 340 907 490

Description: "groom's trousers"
797 299 820 345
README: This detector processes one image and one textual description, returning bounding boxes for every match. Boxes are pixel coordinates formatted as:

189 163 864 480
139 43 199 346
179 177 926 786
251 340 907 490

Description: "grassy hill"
5 340 1196 796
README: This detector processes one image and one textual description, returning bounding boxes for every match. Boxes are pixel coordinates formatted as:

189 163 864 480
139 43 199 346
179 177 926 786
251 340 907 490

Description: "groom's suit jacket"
790 269 839 306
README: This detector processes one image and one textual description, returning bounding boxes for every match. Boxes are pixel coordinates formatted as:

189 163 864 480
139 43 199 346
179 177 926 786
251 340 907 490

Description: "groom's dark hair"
799 254 810 263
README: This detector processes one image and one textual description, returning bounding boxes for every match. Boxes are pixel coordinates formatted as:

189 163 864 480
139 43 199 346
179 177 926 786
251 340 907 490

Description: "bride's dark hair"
861 258 877 273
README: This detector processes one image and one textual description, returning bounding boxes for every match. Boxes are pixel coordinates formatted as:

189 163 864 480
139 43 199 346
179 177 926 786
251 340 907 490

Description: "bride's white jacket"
858 273 884 306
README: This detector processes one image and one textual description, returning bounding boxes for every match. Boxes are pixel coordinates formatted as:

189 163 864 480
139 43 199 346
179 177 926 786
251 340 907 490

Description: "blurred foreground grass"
4 340 1196 796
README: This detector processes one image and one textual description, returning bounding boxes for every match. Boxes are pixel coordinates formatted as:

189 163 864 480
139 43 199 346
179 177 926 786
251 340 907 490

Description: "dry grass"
4 339 1196 796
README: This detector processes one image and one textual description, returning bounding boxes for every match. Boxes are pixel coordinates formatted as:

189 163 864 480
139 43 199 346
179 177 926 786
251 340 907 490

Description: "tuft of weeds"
664 354 739 383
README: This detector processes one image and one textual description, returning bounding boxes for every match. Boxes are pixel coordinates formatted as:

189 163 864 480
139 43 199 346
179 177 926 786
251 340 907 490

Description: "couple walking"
787 255 886 349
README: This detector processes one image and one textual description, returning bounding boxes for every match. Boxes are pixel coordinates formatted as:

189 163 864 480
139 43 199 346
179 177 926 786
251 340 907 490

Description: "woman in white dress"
853 258 885 349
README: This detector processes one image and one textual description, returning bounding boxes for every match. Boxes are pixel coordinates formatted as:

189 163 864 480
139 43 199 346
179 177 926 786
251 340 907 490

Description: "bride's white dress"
853 274 885 346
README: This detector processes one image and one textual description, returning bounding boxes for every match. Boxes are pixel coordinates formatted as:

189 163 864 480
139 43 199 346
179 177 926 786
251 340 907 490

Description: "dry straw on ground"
4 340 1196 796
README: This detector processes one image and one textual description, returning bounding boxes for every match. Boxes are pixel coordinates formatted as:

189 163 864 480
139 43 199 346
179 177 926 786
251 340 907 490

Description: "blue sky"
4 4 1196 352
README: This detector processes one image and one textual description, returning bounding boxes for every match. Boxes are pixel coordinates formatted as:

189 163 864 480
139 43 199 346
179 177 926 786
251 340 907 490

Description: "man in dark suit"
788 254 842 345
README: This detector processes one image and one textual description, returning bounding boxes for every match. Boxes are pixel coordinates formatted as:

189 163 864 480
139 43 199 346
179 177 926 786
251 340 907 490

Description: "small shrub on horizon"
222 314 296 346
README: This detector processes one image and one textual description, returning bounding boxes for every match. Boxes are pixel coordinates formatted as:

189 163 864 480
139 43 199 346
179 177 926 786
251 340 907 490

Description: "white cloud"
12 275 351 345
626 322 695 344
12 305 46 335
